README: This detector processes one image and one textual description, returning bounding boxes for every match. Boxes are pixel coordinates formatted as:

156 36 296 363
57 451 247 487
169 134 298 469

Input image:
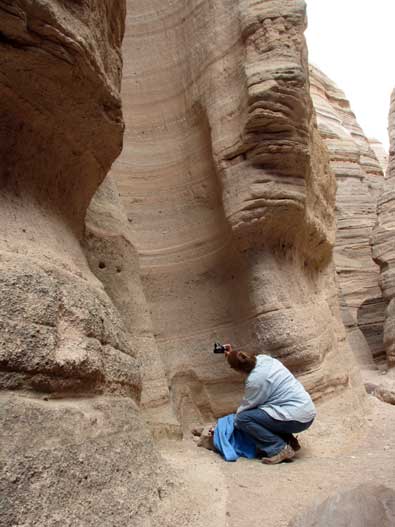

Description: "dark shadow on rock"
357 297 387 363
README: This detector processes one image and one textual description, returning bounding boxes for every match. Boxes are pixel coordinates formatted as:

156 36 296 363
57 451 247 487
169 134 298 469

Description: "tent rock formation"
0 2 169 525
2 0 392 524
111 0 364 432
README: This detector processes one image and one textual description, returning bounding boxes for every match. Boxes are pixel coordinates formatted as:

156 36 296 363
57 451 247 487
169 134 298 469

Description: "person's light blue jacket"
237 355 316 423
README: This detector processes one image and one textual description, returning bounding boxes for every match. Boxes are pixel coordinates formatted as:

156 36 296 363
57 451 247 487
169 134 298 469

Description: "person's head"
224 344 256 374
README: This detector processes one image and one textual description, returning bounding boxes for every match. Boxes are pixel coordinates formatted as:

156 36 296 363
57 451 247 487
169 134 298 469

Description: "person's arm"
236 378 269 414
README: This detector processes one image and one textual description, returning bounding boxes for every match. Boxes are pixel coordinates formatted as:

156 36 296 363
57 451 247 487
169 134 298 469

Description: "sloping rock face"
310 67 386 365
112 0 364 430
84 176 178 435
373 89 395 367
0 2 168 524
288 484 395 527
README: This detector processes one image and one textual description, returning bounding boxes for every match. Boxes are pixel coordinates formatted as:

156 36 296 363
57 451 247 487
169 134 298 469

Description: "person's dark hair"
227 351 256 374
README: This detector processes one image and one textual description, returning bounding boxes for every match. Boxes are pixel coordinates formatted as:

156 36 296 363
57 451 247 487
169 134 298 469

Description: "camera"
213 342 227 354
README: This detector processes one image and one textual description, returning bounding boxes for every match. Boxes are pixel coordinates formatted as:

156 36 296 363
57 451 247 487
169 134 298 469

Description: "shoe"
262 444 295 464
289 435 301 452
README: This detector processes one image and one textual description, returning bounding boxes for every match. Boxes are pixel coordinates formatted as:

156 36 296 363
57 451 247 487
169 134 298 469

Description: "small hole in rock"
98 261 106 269
116 267 122 273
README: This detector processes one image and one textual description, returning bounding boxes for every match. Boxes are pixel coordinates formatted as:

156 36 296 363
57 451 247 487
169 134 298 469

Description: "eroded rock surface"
288 484 395 527
0 0 129 394
369 138 388 173
373 88 395 367
310 66 386 365
112 0 364 430
0 1 169 524
84 176 180 436
1 1 373 524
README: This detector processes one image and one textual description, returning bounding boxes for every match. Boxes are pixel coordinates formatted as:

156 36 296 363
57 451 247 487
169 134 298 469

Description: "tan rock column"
114 0 365 428
0 2 167 524
207 0 362 404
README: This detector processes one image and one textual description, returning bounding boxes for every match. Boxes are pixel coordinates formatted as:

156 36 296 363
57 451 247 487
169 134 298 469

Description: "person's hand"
224 343 232 357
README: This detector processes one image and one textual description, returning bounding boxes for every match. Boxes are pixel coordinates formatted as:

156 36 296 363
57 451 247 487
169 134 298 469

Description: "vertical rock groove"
310 66 386 365
113 0 364 427
373 89 395 367
0 2 170 525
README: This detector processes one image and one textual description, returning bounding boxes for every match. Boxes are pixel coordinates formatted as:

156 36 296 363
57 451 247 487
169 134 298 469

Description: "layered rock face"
1 1 370 523
84 176 175 434
112 0 364 430
369 138 388 173
373 89 395 367
310 67 386 365
0 2 167 524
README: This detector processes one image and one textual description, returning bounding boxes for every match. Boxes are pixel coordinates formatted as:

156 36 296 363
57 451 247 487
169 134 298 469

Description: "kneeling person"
224 345 316 464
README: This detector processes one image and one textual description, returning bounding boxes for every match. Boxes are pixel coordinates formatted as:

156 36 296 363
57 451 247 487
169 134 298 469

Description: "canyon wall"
369 138 388 173
112 0 364 432
0 1 372 524
309 67 386 365
373 89 395 367
0 2 169 525
84 176 177 435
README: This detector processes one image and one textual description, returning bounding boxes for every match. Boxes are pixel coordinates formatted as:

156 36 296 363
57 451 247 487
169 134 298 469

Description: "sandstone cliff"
1 1 369 525
0 2 168 525
84 176 177 435
373 89 395 367
369 138 388 174
309 67 386 365
112 0 364 432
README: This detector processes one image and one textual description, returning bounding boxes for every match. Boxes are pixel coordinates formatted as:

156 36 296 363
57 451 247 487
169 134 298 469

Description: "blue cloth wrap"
213 414 257 461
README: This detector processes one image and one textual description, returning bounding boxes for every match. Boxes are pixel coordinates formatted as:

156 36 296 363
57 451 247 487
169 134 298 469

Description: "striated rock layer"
84 176 178 435
310 66 386 365
0 1 370 524
369 138 388 174
0 1 169 525
112 0 365 430
373 89 395 367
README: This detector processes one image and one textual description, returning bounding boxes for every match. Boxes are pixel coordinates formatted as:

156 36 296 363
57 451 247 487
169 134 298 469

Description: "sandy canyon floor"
152 369 395 527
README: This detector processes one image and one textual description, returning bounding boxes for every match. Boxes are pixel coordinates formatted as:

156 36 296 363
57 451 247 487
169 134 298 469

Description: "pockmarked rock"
0 0 134 398
84 176 179 436
0 1 174 524
0 395 167 527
